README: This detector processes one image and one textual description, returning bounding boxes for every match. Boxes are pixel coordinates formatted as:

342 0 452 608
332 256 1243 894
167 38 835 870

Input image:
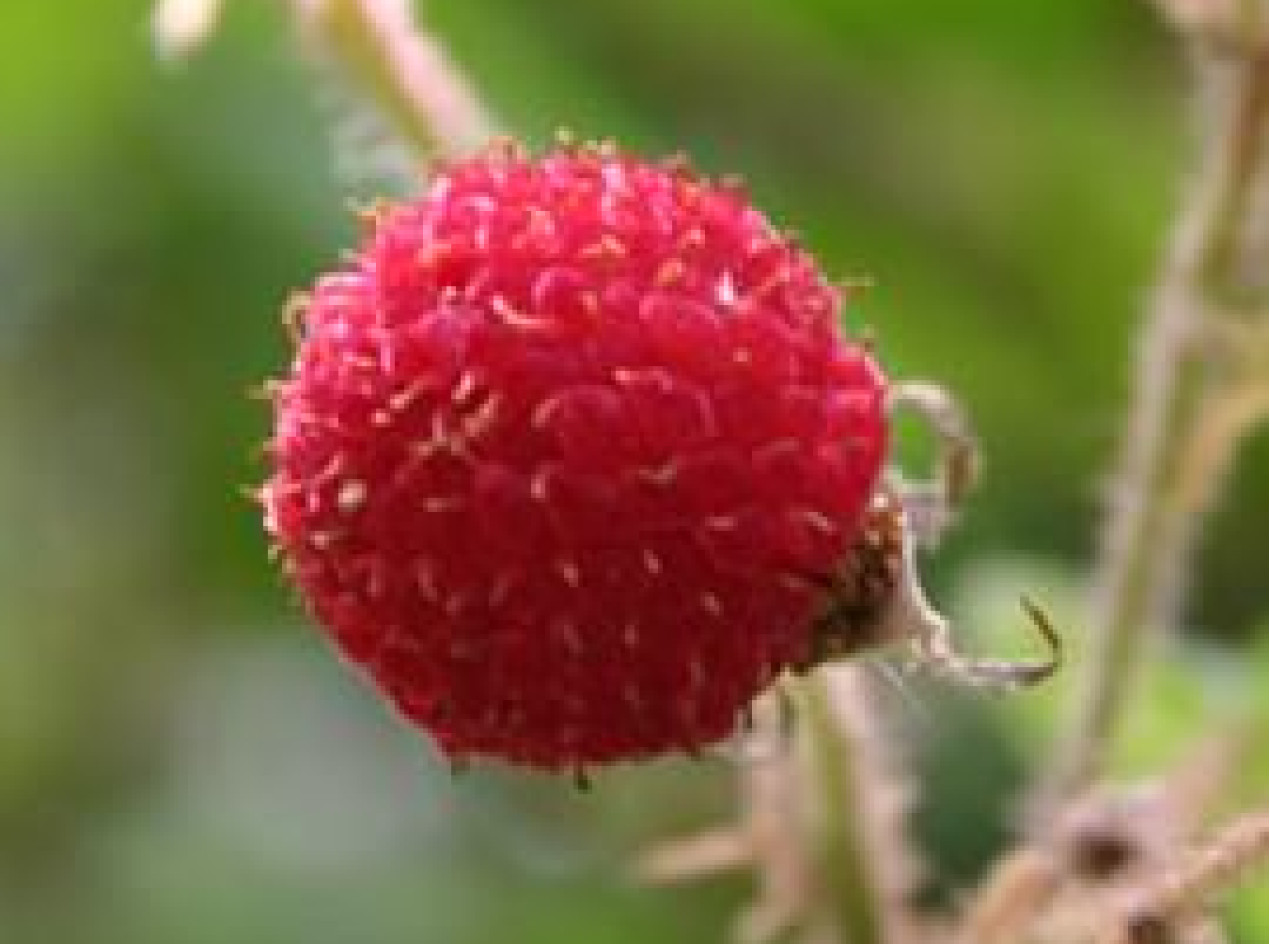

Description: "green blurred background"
0 1 1264 941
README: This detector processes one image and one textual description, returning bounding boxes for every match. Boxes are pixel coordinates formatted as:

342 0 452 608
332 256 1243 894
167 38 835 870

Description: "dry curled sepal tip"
1012 596 1065 686
878 500 1063 692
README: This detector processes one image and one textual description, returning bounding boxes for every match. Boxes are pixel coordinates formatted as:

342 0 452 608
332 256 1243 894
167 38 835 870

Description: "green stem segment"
799 673 886 944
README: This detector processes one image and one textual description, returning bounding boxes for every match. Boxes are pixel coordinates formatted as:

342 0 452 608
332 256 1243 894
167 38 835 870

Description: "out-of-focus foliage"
0 1 1263 942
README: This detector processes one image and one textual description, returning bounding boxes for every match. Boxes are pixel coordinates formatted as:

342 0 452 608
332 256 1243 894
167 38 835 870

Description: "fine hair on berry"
262 143 888 771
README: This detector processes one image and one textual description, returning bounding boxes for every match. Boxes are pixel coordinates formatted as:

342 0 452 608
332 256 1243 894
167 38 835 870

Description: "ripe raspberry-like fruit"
262 144 888 770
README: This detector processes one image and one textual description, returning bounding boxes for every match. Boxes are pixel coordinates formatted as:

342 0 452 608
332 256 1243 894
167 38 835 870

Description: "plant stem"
1100 808 1269 944
798 670 889 944
1134 807 1269 917
292 0 495 160
1039 39 1267 809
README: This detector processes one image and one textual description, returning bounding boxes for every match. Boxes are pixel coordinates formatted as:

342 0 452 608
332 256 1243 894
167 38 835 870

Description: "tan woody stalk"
1100 808 1269 944
289 0 495 160
1041 22 1267 809
153 0 496 182
637 669 916 944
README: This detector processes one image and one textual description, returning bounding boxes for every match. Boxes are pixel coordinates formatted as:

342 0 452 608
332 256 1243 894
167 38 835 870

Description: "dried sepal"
886 380 980 548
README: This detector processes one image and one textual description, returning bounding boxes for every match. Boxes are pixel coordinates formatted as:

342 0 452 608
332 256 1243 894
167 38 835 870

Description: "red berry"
262 145 887 770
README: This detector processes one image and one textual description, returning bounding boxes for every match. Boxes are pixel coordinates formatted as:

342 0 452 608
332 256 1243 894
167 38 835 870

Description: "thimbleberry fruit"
262 144 888 770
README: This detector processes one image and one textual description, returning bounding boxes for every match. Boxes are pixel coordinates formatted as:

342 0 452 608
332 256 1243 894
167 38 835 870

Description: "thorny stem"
634 672 915 944
1040 34 1268 810
1104 808 1270 944
798 673 888 944
290 0 495 161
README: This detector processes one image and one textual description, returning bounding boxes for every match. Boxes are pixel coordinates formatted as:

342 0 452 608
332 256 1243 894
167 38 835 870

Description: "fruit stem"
289 0 495 164
797 670 889 944
1037 27 1267 813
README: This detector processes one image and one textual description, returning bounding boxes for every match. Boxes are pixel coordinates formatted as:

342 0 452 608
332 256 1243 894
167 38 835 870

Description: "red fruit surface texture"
263 147 887 769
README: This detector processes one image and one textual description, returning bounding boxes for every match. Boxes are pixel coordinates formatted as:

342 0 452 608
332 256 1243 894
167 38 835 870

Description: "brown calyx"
795 487 905 672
